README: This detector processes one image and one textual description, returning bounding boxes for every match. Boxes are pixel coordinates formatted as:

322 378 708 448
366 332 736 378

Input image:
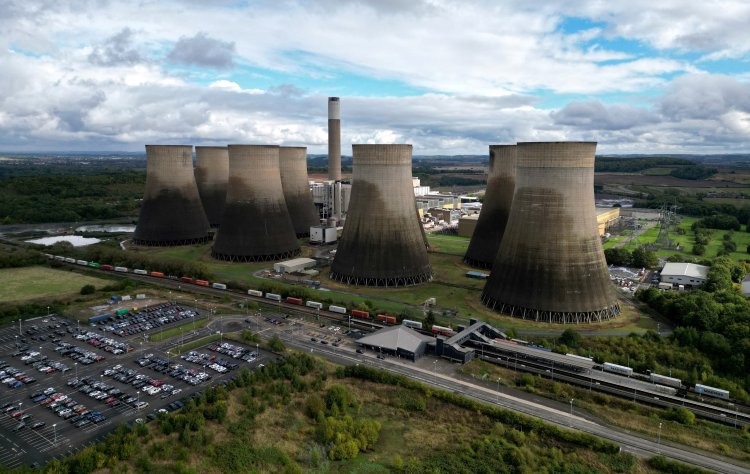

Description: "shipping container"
247 289 263 297
76 260 88 266
100 264 114 271
351 309 370 319
150 271 164 278
64 257 76 263
122 295 132 301
376 314 397 325
602 362 633 377
133 269 148 275
44 253 54 259
305 300 323 309
650 373 682 389
402 319 423 330
114 266 128 273
265 293 282 302
195 279 209 287
180 276 194 284
328 305 346 314
135 293 146 300
87 262 100 268
431 325 454 336
211 283 227 290
694 383 729 399
115 308 129 317
55 255 66 261
88 313 112 323
565 353 593 362
286 297 303 305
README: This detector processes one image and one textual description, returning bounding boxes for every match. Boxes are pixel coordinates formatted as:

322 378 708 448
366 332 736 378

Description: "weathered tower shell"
279 146 319 237
463 145 516 268
330 144 432 286
133 145 211 246
211 145 300 262
481 142 619 323
195 146 229 227
328 97 342 181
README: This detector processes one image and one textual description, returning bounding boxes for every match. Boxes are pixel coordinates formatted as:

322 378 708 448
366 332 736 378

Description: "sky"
1 0 749 155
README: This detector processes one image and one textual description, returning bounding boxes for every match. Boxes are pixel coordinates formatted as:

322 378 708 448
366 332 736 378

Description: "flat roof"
277 257 316 266
661 262 709 280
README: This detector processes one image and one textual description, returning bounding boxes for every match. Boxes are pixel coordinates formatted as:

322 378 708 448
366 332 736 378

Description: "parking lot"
0 307 270 469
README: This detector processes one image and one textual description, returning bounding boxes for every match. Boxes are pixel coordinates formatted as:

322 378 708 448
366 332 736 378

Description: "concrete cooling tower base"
330 273 431 287
481 298 620 324
211 249 300 263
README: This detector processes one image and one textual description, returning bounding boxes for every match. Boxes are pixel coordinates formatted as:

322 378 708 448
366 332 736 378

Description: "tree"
559 329 581 349
80 284 96 295
423 311 436 329
631 246 658 268
692 243 705 256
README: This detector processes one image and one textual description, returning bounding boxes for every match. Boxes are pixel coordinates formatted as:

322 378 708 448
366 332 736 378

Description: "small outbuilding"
273 257 316 274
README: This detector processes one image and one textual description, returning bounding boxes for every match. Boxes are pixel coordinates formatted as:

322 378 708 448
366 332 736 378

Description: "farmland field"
0 266 110 303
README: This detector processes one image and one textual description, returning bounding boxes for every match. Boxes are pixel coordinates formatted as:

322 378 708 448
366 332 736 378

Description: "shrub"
80 284 96 295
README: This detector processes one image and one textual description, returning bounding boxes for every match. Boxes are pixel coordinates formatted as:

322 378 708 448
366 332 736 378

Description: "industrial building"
211 145 300 262
356 325 433 361
194 146 229 227
464 145 516 268
279 146 319 237
133 145 211 246
330 144 432 287
481 142 620 323
660 262 709 288
596 207 621 236
273 257 317 274
311 181 351 221
309 225 337 244
458 214 479 237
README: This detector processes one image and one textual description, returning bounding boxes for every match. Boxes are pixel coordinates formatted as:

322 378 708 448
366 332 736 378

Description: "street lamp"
74 362 77 381
433 360 437 382
47 306 50 319
496 378 501 403
657 422 662 452
569 398 575 423
53 423 57 446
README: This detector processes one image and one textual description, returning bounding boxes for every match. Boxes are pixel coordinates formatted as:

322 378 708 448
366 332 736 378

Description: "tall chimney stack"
328 97 341 181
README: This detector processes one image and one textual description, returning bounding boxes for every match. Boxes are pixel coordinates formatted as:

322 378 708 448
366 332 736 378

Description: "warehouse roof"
661 262 709 280
277 257 316 267
357 325 432 353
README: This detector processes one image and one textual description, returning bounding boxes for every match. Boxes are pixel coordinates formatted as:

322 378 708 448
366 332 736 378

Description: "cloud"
167 32 235 69
88 28 143 66
551 100 658 130
660 73 750 120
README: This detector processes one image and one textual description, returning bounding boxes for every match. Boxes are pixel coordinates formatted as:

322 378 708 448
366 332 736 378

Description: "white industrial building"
273 258 317 274
660 262 709 289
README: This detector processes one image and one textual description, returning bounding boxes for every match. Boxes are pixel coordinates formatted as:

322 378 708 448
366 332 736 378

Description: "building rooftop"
357 325 433 353
661 262 710 280
277 257 316 266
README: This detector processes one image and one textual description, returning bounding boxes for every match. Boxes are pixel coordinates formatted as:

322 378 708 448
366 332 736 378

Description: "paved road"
238 312 749 474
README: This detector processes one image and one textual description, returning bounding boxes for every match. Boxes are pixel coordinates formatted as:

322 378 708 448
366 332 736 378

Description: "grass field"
0 266 110 303
129 235 656 336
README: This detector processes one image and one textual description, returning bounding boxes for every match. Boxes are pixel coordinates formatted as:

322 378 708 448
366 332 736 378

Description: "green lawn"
648 216 750 262
0 266 110 303
427 234 470 255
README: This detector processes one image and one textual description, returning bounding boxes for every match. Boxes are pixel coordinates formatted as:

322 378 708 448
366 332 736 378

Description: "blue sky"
0 0 749 154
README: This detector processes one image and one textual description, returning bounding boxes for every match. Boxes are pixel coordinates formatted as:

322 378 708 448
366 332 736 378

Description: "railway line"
46 258 750 429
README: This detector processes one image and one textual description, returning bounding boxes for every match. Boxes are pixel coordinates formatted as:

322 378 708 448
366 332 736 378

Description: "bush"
80 284 96 295
268 335 285 353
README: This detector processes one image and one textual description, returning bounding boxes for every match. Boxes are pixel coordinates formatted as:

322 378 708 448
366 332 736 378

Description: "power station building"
211 145 300 262
481 142 620 323
133 145 211 246
464 145 517 268
330 144 432 287
279 146 319 237
194 146 229 227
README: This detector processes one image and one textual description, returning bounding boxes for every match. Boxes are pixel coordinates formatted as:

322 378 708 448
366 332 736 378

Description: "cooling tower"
328 97 342 181
330 144 432 287
463 145 516 268
195 146 229 227
211 145 300 262
133 145 211 246
481 142 619 324
279 146 319 237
